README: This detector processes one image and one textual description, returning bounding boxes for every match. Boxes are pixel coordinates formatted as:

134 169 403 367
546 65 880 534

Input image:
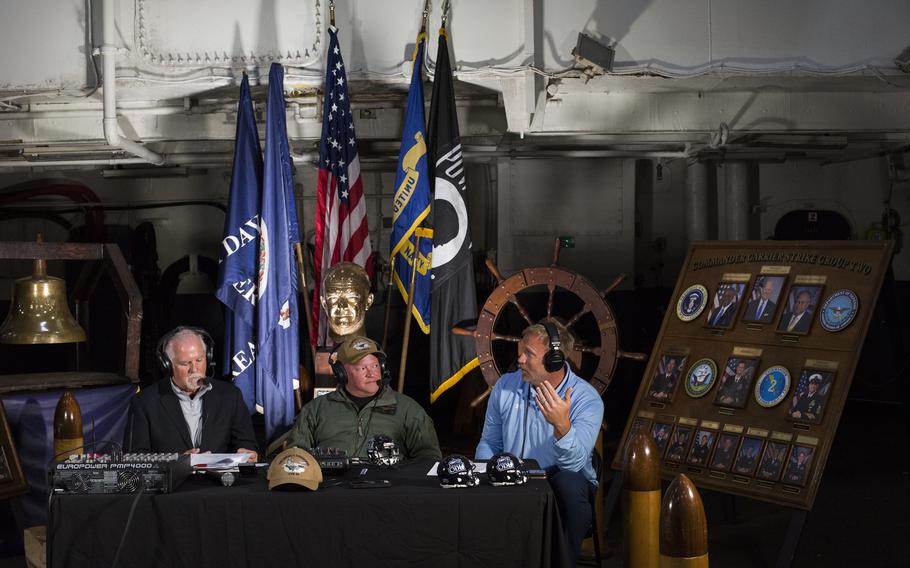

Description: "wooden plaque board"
611 240 894 510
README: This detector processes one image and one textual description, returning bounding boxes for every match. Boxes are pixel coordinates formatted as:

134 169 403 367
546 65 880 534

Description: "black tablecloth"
49 460 570 568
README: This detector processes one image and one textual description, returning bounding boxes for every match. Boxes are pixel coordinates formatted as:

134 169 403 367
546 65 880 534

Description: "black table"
49 460 570 568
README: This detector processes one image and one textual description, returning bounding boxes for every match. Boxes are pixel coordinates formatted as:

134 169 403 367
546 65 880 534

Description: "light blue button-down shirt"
475 365 604 485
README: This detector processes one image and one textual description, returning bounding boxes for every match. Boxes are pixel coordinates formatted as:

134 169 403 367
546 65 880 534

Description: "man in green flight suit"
285 336 441 461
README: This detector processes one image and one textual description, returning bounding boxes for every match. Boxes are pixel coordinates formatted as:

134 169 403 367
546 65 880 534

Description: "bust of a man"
320 262 374 343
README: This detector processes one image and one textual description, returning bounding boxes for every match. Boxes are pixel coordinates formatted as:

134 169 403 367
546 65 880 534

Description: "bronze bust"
320 262 374 343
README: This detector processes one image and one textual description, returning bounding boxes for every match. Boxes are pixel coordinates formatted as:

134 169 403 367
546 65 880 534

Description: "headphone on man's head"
329 343 390 386
541 321 566 373
155 326 215 379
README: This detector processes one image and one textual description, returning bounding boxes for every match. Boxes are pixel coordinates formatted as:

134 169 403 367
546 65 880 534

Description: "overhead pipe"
0 158 151 168
0 154 317 169
0 145 688 170
101 0 166 165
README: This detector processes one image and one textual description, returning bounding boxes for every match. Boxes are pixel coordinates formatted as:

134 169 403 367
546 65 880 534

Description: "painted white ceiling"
1 0 910 168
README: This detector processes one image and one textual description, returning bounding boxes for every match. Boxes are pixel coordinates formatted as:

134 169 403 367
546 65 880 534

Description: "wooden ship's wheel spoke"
619 350 648 361
492 333 521 343
509 293 536 327
564 305 591 330
466 239 649 405
546 283 557 320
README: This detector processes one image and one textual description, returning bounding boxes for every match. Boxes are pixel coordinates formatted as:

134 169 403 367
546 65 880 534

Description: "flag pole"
294 242 315 412
397 228 430 392
329 0 335 27
441 0 450 28
420 0 432 33
381 256 395 351
294 242 317 363
397 234 421 392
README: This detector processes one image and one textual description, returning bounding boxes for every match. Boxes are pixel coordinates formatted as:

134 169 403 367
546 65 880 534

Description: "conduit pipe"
0 158 150 168
685 160 710 243
101 0 166 165
725 161 752 240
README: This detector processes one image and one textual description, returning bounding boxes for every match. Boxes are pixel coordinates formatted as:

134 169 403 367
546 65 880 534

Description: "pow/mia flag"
427 26 479 402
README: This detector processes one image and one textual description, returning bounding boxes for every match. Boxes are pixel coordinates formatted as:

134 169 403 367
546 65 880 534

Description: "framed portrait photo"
741 275 787 324
0 402 27 500
786 369 835 424
705 281 747 330
650 422 674 457
732 436 765 476
665 426 693 463
646 354 687 403
713 357 760 409
756 441 789 482
709 433 739 472
782 445 815 487
776 284 824 335
686 429 717 467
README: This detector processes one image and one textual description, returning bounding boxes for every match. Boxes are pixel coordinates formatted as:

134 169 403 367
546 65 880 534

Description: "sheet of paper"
190 453 250 469
427 461 486 476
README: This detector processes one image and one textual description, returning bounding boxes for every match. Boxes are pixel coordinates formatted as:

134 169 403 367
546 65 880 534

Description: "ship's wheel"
455 239 647 405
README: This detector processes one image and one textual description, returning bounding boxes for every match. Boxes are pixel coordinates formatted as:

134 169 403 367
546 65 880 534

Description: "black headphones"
329 343 390 386
155 326 215 379
541 321 566 373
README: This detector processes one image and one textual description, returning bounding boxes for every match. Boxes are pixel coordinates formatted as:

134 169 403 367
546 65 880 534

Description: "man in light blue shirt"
476 321 604 565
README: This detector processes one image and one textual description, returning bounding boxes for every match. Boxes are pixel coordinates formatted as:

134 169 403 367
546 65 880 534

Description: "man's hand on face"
535 382 573 440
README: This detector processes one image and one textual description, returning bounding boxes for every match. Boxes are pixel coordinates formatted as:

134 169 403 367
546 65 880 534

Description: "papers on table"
190 453 251 470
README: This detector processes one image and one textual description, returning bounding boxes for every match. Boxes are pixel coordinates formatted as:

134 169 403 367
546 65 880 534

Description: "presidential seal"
676 284 708 322
819 289 859 332
754 365 791 408
685 358 718 398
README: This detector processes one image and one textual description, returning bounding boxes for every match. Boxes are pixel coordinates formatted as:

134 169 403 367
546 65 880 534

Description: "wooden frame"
613 240 894 510
0 241 141 394
0 401 27 500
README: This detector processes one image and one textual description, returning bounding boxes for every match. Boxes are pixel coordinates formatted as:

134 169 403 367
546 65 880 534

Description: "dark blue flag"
216 74 262 411
390 33 433 334
256 63 300 442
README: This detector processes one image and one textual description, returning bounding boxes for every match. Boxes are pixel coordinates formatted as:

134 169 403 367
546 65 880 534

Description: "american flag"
312 27 372 345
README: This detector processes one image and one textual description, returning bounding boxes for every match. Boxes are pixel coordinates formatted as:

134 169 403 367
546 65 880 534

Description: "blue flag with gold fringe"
390 34 432 334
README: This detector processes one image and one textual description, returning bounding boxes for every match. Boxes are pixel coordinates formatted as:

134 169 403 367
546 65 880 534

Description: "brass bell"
0 257 87 344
